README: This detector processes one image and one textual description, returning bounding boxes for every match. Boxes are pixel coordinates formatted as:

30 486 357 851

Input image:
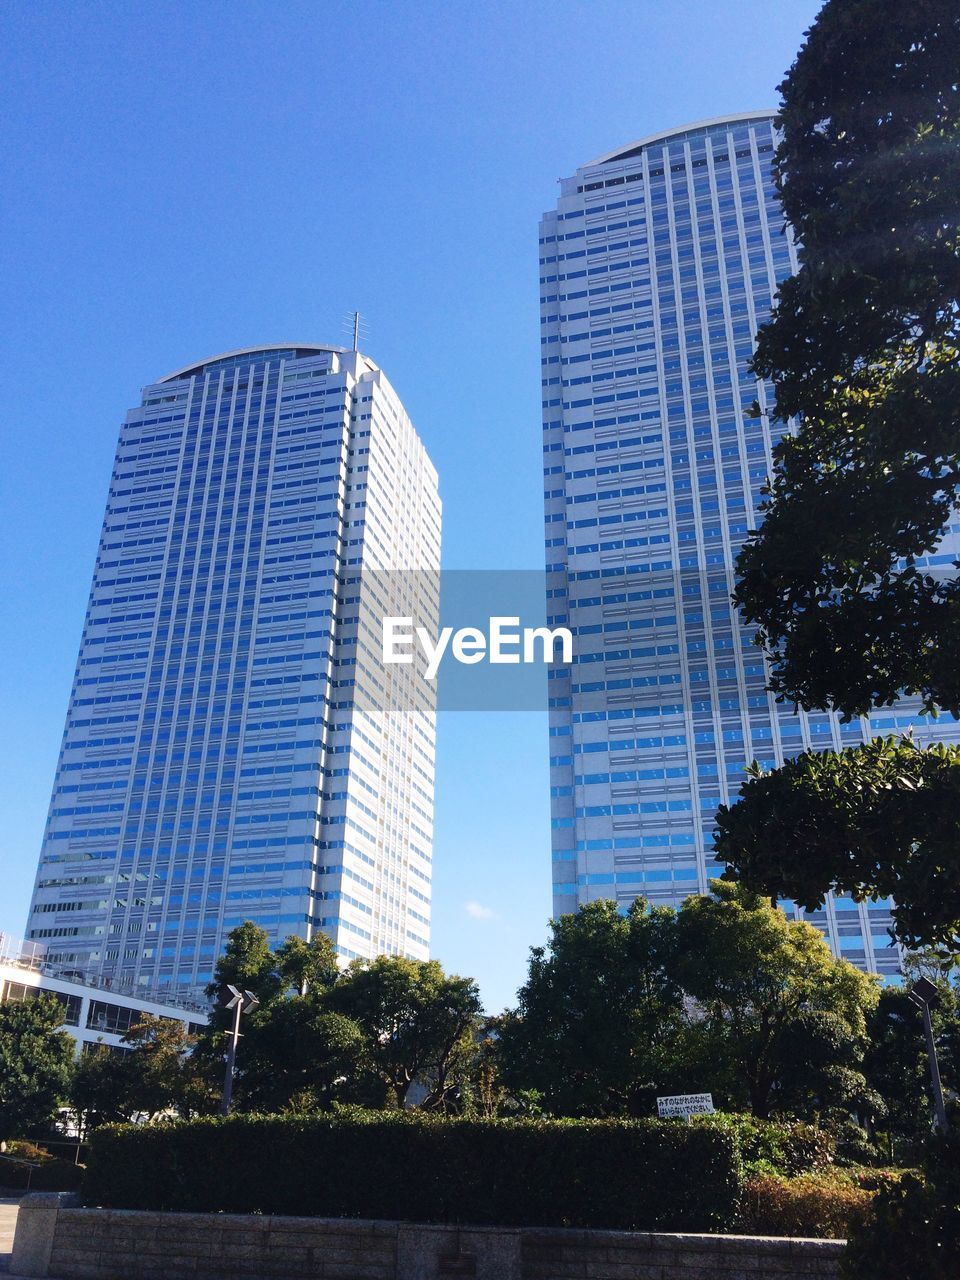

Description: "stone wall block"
12 1202 844 1280
12 1193 82 1278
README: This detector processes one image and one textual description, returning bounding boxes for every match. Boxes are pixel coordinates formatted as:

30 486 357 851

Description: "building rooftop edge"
0 934 209 1015
156 343 379 384
582 110 779 169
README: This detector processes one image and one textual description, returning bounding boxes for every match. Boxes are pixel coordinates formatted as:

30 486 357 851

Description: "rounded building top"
584 110 778 168
157 343 377 384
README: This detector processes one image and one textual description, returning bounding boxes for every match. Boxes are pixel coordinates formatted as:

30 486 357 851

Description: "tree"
716 9 960 1251
204 920 282 1030
72 1016 214 1131
773 1009 885 1127
863 976 960 1153
275 933 340 997
115 1016 204 1121
904 947 960 983
498 888 879 1122
714 738 960 950
236 999 365 1114
71 1045 131 1132
329 957 483 1110
718 0 960 952
457 1016 518 1119
192 926 368 1114
732 0 960 719
235 935 364 1113
672 882 879 1119
0 995 73 1140
497 899 691 1117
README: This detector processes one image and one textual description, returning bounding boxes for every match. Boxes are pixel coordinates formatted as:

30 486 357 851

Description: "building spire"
344 310 368 353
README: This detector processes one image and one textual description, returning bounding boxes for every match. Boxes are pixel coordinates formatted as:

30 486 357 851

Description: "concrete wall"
11 1193 845 1280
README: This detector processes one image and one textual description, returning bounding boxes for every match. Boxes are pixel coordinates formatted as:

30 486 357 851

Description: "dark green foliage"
773 1011 885 1123
191 925 483 1114
235 1001 365 1114
496 899 691 1117
715 738 960 949
82 1111 742 1232
328 957 484 1110
863 973 960 1154
733 0 960 718
499 885 878 1124
275 933 340 995
491 885 881 1132
0 995 73 1141
694 1111 835 1177
70 1047 131 1130
71 1016 212 1131
194 929 363 1113
830 1120 882 1168
671 882 878 1119
203 920 284 1034
841 1131 960 1279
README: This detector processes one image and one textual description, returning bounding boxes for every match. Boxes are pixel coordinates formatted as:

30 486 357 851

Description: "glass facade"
28 344 440 1002
540 113 960 976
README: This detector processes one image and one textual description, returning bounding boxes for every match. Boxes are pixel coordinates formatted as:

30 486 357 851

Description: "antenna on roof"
342 311 369 352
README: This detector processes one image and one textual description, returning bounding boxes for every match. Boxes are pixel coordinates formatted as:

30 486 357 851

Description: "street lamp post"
220 985 260 1116
907 976 948 1134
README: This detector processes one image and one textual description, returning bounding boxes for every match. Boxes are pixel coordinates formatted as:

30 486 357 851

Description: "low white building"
0 934 207 1055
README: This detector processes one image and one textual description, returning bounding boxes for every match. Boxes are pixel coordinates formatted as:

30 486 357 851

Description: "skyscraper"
28 344 440 1001
540 113 960 976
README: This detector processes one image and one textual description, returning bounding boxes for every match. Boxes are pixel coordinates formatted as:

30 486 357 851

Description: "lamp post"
907 976 948 1134
220 985 260 1116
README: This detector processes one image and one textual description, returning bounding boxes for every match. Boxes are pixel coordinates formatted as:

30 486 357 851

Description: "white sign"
656 1092 715 1119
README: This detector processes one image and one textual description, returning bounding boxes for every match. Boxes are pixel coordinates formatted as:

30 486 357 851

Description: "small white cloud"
465 900 495 920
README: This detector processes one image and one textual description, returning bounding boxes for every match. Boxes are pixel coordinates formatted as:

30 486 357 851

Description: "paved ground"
0 1198 21 1273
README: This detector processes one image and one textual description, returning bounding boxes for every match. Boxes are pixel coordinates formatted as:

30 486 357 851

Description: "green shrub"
4 1140 50 1162
84 1110 741 1232
739 1169 874 1239
830 1121 881 1168
694 1111 834 1176
842 1166 910 1193
841 1132 960 1280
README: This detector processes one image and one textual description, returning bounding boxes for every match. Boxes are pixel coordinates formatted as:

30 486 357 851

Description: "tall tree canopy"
194 929 367 1113
329 956 483 1110
72 1015 213 1130
204 919 283 1031
498 886 878 1122
733 0 960 717
229 933 366 1113
715 738 960 949
0 995 73 1140
673 882 879 1119
192 926 484 1114
496 899 690 1117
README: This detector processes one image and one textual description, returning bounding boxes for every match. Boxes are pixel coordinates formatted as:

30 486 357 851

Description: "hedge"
841 1132 960 1280
693 1112 834 1177
739 1170 874 1239
83 1110 742 1232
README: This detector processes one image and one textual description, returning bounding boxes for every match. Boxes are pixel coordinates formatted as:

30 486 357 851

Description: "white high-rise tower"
28 344 440 1001
540 114 960 976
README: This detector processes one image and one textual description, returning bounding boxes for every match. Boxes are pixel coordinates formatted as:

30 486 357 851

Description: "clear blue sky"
0 0 822 1013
